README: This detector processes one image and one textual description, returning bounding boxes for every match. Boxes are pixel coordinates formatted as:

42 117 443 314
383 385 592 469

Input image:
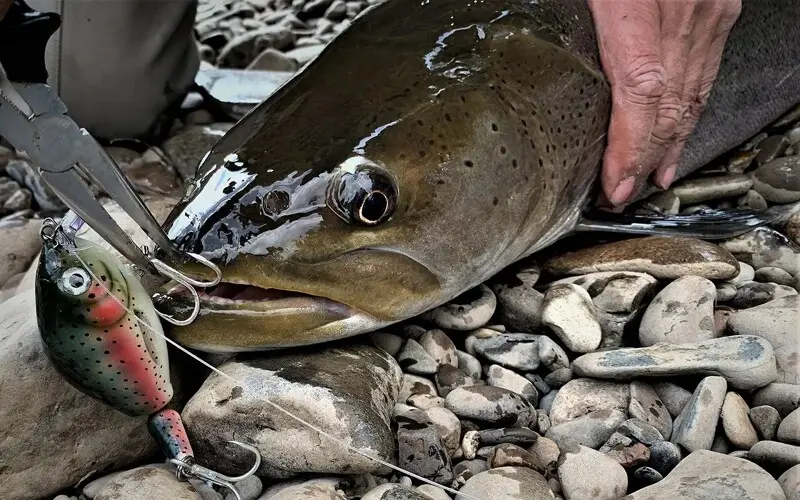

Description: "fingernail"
610 177 636 205
656 166 677 190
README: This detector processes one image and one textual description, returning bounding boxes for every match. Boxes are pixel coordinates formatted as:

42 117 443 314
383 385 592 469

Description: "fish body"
160 0 798 352
35 234 173 416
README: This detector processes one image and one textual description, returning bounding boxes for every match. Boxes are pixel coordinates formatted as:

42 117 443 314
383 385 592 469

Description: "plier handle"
0 0 220 291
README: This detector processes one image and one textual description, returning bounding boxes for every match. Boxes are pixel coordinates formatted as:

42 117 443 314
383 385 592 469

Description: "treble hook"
169 441 261 500
148 252 222 326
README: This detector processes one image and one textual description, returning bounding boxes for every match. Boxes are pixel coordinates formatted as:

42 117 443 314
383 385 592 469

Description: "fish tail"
575 201 800 240
148 409 194 462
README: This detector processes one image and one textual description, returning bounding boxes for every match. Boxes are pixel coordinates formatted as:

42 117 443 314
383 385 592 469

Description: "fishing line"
67 241 482 500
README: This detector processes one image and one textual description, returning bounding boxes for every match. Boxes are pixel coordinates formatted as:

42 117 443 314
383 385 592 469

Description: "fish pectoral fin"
575 201 800 240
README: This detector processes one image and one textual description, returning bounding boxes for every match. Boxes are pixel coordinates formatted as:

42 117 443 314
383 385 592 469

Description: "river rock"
425 406 461 453
748 441 800 472
455 467 553 500
371 332 404 357
752 155 800 203
629 381 673 440
161 123 234 181
623 450 786 499
487 443 545 473
617 419 664 446
549 378 630 426
422 285 496 330
728 262 755 287
671 376 727 452
778 408 800 445
545 409 628 450
5 158 66 211
721 391 759 449
456 351 482 380
727 295 800 383
453 459 489 485
181 343 401 478
546 271 658 313
750 405 782 440
490 266 544 332
572 335 778 390
419 329 458 368
544 237 739 280
755 266 796 286
721 227 800 275
669 173 753 204
470 332 539 371
731 281 797 309
445 386 534 427
487 364 538 405
0 292 164 500
259 477 348 500
399 374 437 402
435 365 475 398
541 284 602 353
647 441 681 476
361 484 428 500
0 217 41 288
778 464 800 500
538 337 569 372
738 189 769 210
753 383 800 417
95 467 202 500
652 382 693 418
557 443 628 500
639 276 717 346
395 406 453 484
398 339 439 375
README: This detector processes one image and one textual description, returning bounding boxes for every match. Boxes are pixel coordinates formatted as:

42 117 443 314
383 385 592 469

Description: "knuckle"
616 58 667 104
652 98 683 142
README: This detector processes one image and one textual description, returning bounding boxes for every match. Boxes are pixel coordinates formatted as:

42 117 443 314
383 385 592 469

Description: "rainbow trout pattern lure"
34 217 259 498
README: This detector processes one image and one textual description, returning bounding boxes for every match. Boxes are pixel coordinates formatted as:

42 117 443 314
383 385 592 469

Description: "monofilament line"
69 242 482 500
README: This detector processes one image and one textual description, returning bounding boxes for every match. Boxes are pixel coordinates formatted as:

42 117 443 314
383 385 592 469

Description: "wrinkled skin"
161 0 610 352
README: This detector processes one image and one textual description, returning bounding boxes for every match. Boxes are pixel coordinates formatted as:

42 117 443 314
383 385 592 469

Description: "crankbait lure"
34 215 260 499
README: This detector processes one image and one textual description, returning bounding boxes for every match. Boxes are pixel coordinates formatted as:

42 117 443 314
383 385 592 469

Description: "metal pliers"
0 0 220 323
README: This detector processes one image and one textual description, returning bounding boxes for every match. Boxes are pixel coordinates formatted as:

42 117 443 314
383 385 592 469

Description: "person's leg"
27 0 200 141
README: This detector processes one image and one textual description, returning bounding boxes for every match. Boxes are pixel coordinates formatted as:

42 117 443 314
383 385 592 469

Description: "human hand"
587 0 742 206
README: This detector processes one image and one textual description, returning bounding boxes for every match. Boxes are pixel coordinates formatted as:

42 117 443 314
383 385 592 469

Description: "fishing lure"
34 215 260 499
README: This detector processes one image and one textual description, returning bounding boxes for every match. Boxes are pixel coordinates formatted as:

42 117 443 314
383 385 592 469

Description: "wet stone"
646 440 682 476
2 188 31 212
397 339 438 375
638 275 718 347
730 281 797 309
544 236 739 280
490 266 544 332
419 329 458 368
756 135 791 165
545 409 628 450
721 227 800 275
748 441 800 473
752 155 800 203
487 365 539 406
435 365 474 398
671 376 727 452
669 173 753 204
737 190 769 210
445 386 535 428
721 391 759 449
754 266 796 287
629 381 673 440
549 378 630 426
557 443 628 500
749 405 782 440
777 408 800 445
471 332 539 372
541 284 602 353
422 284 496 331
572 335 778 391
455 466 553 500
487 443 546 473
546 271 658 314
395 406 454 484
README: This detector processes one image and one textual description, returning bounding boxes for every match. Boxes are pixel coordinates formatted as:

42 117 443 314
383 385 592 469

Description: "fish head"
35 234 173 416
161 0 609 351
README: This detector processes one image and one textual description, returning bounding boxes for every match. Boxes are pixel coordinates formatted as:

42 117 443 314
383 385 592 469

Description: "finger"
587 0 665 205
653 0 742 187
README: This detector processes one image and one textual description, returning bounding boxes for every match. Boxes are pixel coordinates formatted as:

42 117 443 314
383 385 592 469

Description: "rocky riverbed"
2 0 800 499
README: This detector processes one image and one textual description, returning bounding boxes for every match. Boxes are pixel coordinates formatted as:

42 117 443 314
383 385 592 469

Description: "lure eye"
327 157 397 226
60 267 91 296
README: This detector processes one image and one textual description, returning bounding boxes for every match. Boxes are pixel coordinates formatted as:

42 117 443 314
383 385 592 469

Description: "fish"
159 0 800 352
35 232 173 416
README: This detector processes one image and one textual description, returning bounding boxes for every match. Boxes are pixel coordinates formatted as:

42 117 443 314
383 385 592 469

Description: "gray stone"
721 227 800 275
671 376 728 452
629 381 673 440
445 386 535 428
456 350 482 380
161 123 234 181
716 283 737 302
537 410 551 434
435 365 475 398
452 459 489 485
546 271 658 313
549 378 630 426
371 332 404 357
778 464 800 500
487 443 546 473
422 285 496 331
545 409 628 450
728 262 756 287
721 391 759 449
83 472 121 498
752 383 800 417
731 281 797 309
245 48 300 72
487 364 538 405
490 266 544 332
539 390 558 412
407 393 445 410
0 218 41 288
748 441 800 472
360 484 428 500
557 443 628 500
5 158 66 211
727 295 800 383
400 374 438 402
750 405 782 440
642 190 681 214
419 329 458 368
646 441 682 476
224 476 261 500
596 308 641 348
778 408 800 445
538 336 570 372
471 332 539 371
753 155 800 203
755 266 796 287
572 336 778 391
478 427 539 447
669 173 753 204
259 477 348 499
631 467 663 489
544 368 572 389
617 419 665 446
526 373 552 395
425 406 461 454
638 276 717 347
737 190 769 210
181 344 401 478
395 406 453 484
622 450 786 500
756 135 790 165
529 436 561 471
456 467 553 500
95 467 202 500
541 284 602 353
398 339 439 375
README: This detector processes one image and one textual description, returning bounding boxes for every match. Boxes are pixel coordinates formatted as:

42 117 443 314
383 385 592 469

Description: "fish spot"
538 159 544 167
464 160 474 168
491 123 498 132
512 159 518 168
493 197 499 206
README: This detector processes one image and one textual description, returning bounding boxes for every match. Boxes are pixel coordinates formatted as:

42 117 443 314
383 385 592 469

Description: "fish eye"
60 267 91 296
327 157 397 226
